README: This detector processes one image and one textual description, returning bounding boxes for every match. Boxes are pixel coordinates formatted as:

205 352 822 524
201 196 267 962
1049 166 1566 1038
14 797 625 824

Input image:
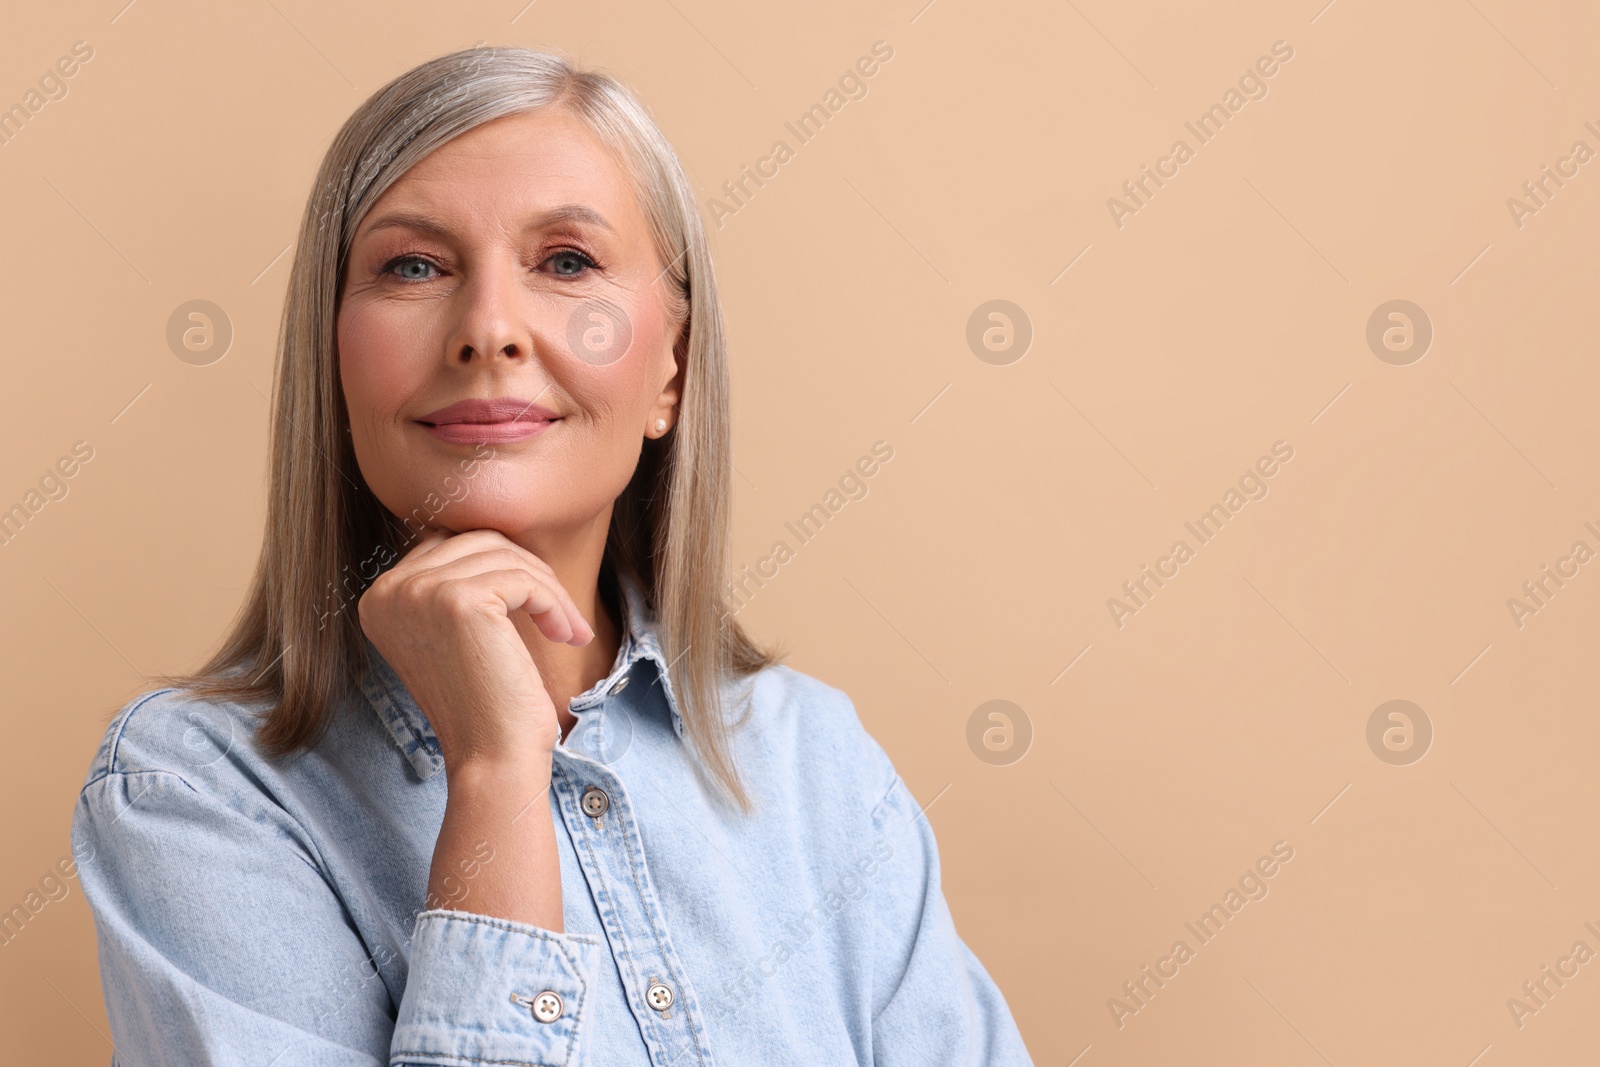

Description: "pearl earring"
655 418 667 433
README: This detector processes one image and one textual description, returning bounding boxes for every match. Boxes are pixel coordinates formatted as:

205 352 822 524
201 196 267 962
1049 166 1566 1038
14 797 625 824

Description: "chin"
426 500 535 536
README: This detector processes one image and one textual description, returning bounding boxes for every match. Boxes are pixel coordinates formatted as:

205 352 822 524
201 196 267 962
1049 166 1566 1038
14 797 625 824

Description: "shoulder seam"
82 766 200 796
76 766 339 886
96 688 180 786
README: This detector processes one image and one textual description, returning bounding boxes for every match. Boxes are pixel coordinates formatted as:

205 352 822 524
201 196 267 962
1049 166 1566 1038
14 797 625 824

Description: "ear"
649 315 687 431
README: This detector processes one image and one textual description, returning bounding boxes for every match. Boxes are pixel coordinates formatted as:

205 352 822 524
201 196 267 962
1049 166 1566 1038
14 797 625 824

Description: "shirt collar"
359 568 684 781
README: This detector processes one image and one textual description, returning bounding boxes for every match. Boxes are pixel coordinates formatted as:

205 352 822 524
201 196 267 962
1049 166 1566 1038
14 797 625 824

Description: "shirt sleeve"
72 767 604 1067
866 772 1036 1066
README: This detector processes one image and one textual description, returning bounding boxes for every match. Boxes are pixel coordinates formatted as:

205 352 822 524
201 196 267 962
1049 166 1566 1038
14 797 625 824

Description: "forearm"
430 759 562 931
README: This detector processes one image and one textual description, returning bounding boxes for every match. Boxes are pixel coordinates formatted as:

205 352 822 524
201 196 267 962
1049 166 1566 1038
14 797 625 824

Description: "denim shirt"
70 570 1034 1066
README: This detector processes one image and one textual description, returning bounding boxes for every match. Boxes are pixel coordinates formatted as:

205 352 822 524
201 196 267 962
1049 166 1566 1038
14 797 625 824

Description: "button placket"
551 666 713 1066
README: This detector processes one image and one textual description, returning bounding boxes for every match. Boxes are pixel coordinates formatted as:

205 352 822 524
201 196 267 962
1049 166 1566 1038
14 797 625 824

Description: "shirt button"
608 675 630 695
529 990 563 1023
581 786 610 818
646 980 675 1012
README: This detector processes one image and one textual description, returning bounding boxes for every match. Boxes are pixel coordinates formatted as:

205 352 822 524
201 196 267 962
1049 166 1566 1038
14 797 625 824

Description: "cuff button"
513 990 564 1023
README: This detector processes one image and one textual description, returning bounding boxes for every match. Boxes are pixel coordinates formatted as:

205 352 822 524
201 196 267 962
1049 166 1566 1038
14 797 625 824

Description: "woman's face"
337 107 683 545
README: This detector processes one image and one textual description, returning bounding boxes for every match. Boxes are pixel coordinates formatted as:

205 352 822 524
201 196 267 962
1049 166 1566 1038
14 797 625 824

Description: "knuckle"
357 576 390 619
430 582 477 620
494 549 536 572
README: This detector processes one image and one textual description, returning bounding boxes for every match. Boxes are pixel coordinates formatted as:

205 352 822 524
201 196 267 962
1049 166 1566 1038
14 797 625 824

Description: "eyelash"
378 246 602 282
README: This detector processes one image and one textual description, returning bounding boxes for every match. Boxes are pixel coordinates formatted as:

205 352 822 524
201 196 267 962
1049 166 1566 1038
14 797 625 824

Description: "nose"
446 260 532 366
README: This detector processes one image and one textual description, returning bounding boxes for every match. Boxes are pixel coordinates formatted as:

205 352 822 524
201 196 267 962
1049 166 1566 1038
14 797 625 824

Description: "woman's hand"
357 528 596 775
359 528 589 931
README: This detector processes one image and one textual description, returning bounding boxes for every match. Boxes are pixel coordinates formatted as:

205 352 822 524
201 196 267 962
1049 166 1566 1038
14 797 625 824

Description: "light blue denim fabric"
71 570 1034 1066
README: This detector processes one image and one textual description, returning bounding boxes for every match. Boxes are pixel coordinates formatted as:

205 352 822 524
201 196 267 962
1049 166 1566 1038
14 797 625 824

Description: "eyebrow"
359 203 615 240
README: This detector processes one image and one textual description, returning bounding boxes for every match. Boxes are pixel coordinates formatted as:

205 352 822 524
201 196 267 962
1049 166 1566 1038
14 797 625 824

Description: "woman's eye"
546 249 597 276
386 255 438 282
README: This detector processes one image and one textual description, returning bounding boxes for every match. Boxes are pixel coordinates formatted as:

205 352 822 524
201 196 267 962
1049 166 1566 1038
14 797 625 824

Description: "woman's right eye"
383 255 439 282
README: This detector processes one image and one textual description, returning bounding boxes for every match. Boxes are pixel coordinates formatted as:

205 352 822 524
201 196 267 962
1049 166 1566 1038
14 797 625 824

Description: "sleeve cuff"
391 909 603 1066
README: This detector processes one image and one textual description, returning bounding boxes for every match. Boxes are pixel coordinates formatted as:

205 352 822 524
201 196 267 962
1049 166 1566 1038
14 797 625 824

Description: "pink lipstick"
416 398 560 445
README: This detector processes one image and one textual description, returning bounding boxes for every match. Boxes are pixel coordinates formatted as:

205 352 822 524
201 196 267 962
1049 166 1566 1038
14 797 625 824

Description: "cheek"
560 298 673 420
616 297 674 397
338 309 425 426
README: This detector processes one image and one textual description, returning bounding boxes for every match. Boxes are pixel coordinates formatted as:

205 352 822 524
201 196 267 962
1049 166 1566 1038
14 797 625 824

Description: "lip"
416 397 561 445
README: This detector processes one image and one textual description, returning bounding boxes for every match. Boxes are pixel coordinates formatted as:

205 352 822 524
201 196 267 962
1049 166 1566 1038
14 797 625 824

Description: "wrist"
445 754 552 802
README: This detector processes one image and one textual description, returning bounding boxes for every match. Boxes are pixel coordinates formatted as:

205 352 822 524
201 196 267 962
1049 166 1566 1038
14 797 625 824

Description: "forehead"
360 108 640 233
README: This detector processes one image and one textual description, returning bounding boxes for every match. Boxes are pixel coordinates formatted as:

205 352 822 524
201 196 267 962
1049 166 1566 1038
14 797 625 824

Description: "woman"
71 45 1033 1066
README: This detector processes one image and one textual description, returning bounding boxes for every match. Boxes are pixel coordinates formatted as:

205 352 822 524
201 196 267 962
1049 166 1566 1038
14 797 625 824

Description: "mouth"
415 397 561 445
421 419 558 445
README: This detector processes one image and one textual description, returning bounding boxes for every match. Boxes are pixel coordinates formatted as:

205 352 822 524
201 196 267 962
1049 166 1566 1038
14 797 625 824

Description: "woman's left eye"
545 249 597 276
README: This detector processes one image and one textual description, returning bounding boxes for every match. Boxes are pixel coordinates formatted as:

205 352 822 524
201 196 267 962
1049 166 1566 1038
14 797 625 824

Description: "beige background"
3 0 1598 1062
